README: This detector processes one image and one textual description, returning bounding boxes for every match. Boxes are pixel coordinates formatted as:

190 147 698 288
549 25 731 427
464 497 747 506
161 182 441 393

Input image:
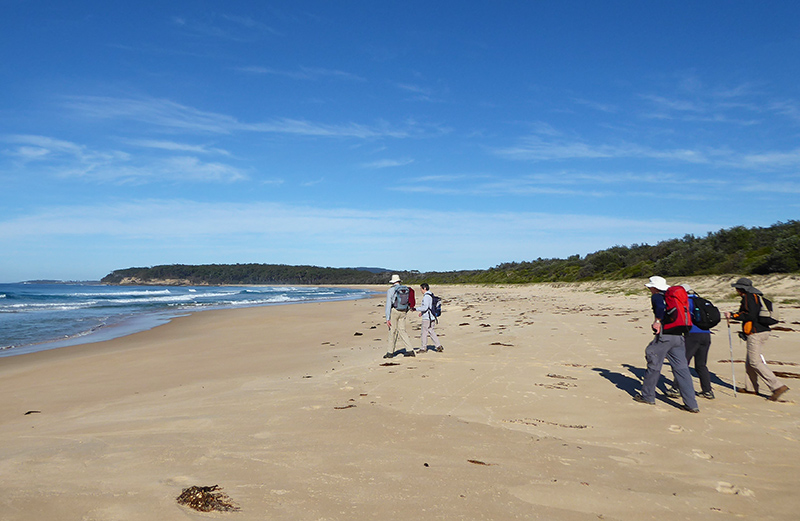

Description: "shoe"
682 404 700 413
697 390 715 400
403 350 416 357
735 387 759 395
383 352 394 359
633 394 655 405
435 346 444 352
664 387 681 398
768 385 790 402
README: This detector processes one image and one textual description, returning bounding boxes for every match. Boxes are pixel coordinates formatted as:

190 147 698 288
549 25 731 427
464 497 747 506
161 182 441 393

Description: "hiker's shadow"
593 364 643 397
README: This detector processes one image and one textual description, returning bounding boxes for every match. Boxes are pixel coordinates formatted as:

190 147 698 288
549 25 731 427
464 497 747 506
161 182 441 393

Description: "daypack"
392 285 411 312
429 293 442 318
690 294 721 330
663 285 692 334
758 295 779 326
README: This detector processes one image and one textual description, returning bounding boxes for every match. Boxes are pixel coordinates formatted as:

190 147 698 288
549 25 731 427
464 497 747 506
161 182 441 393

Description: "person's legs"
387 307 401 355
420 319 430 350
746 331 782 392
396 309 414 352
665 336 699 410
667 333 700 397
692 333 713 394
642 336 669 403
426 319 441 349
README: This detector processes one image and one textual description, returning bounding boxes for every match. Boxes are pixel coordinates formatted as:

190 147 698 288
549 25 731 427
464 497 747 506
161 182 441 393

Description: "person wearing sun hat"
725 277 789 401
634 276 699 412
384 274 415 358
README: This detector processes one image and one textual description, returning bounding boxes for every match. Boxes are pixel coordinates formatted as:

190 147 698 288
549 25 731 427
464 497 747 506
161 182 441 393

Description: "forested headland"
101 220 800 286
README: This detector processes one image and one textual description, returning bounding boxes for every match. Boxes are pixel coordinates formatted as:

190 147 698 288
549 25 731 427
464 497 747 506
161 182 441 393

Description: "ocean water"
0 283 375 357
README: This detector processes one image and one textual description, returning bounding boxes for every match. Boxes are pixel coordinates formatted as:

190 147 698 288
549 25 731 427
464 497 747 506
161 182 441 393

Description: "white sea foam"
0 283 377 357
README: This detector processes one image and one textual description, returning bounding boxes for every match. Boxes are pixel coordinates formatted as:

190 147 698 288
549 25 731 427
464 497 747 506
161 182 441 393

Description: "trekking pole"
727 316 736 397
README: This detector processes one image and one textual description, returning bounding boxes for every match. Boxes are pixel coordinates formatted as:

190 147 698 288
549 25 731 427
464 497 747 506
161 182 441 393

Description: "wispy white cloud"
1 134 246 183
572 98 618 113
172 13 278 41
237 65 364 81
494 135 710 164
62 95 417 138
123 139 231 156
361 158 414 169
392 170 732 199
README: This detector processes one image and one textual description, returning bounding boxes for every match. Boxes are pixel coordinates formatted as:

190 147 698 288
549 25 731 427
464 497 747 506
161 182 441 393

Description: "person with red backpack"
384 274 415 358
633 276 699 412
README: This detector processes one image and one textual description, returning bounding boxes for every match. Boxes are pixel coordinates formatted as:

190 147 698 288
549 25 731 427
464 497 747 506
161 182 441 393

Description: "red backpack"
663 285 692 334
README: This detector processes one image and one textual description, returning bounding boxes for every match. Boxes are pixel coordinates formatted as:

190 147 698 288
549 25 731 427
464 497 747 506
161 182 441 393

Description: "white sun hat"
644 276 669 292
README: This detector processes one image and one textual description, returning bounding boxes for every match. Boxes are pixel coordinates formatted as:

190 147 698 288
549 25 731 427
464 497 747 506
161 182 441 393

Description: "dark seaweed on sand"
176 485 239 512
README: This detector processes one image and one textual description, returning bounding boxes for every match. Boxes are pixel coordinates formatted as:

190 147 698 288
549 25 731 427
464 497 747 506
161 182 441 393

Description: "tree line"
101 220 800 285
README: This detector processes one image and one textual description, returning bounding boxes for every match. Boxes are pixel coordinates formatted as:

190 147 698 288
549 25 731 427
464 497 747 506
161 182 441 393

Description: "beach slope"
1 276 798 520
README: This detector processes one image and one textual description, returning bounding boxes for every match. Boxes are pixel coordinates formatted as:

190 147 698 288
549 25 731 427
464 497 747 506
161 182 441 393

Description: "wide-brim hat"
645 276 669 292
389 274 402 284
731 277 762 295
680 283 696 294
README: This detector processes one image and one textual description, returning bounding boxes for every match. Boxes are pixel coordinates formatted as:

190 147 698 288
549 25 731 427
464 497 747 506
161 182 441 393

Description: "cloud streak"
62 95 418 138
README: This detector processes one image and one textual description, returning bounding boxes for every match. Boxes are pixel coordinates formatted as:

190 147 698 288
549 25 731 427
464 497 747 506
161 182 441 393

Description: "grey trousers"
642 333 699 409
420 318 441 350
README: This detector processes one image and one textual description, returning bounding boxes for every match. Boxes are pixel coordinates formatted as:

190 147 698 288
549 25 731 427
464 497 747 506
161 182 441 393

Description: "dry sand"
1 275 799 520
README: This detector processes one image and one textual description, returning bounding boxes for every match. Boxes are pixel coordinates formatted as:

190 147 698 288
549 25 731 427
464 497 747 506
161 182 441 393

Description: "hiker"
384 274 415 358
665 284 714 400
634 276 700 413
416 283 443 353
724 277 789 401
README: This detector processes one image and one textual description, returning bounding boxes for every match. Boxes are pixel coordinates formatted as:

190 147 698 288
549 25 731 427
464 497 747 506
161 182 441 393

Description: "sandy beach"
1 275 798 520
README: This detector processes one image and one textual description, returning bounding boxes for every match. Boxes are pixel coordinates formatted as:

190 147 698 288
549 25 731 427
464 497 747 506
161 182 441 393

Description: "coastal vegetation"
102 220 800 285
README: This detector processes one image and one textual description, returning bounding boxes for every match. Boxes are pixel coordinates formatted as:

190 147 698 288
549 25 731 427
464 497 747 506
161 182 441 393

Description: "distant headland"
100 221 799 286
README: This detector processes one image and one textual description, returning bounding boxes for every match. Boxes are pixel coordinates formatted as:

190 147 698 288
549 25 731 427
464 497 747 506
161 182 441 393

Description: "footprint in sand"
692 449 713 460
668 425 686 433
716 482 755 497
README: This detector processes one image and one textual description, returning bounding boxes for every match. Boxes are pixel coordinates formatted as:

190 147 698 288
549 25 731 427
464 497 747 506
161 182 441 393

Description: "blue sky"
2 1 799 282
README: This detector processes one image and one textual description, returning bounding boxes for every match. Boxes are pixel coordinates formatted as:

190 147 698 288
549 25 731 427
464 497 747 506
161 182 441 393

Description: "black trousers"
684 332 712 393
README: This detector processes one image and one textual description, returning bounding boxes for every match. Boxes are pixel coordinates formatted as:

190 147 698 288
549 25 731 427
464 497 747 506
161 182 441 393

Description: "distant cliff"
101 264 395 285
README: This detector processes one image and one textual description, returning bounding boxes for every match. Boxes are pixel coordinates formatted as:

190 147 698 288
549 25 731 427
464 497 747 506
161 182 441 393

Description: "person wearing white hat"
634 276 699 412
384 274 415 358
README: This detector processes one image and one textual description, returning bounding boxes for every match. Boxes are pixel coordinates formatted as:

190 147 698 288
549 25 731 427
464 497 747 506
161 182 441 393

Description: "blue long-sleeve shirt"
651 292 666 321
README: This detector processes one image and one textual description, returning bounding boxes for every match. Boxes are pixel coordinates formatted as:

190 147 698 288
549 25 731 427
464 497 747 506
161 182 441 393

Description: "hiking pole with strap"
727 316 736 397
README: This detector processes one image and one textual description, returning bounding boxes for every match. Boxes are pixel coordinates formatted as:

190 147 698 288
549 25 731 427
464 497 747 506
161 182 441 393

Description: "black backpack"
690 294 721 330
430 293 442 318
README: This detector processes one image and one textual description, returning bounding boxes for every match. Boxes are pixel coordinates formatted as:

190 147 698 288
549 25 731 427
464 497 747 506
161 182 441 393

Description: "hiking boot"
697 390 715 400
768 385 790 402
664 387 681 398
633 394 655 405
681 404 700 413
435 346 444 352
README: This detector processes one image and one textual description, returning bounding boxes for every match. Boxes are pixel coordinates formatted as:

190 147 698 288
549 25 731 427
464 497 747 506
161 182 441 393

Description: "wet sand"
1 275 798 520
